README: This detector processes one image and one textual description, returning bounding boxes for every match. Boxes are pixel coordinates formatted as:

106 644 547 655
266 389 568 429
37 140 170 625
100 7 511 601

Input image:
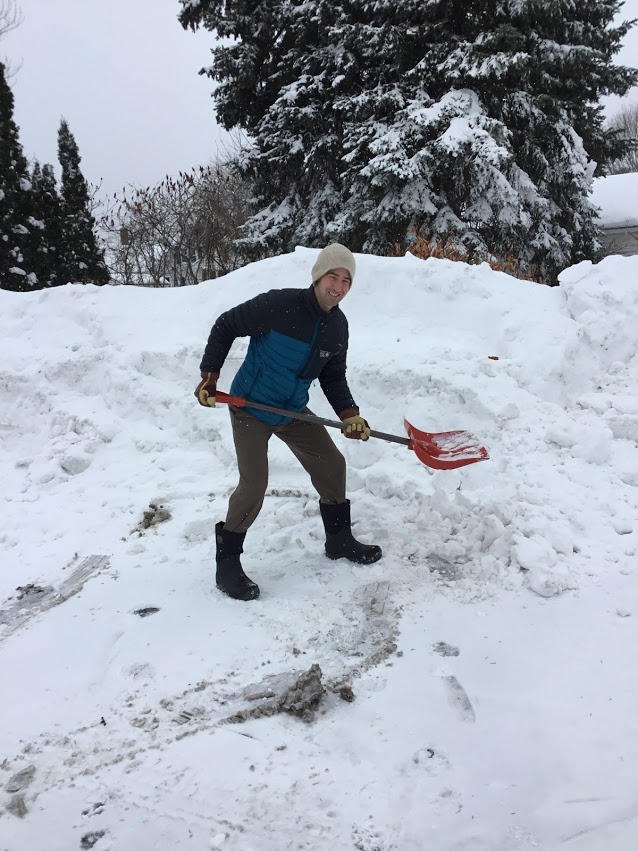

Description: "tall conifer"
31 160 63 287
0 60 38 291
181 0 638 279
57 119 108 284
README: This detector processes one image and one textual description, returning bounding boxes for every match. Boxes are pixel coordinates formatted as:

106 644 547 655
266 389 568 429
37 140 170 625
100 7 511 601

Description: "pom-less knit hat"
311 243 356 285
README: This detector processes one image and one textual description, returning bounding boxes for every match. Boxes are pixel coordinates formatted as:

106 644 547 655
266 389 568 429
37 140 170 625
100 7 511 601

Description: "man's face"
314 268 352 312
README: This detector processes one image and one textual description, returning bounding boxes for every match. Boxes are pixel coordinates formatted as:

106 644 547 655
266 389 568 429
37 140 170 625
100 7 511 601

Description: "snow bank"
1 250 637 849
1 250 637 601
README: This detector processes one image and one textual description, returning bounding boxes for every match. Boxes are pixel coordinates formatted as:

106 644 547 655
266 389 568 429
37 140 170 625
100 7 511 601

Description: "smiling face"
313 268 352 312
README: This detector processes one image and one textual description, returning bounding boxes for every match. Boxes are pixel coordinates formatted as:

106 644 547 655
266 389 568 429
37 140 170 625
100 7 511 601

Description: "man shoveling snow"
195 244 382 601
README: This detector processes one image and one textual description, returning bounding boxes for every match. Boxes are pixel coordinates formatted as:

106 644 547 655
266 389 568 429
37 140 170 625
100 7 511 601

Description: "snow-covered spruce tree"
340 0 638 279
179 0 355 253
30 161 64 287
181 1 637 278
57 119 108 284
0 60 39 291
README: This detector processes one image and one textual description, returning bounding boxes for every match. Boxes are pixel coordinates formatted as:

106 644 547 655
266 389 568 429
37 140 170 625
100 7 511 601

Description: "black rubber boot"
215 522 260 601
319 500 382 565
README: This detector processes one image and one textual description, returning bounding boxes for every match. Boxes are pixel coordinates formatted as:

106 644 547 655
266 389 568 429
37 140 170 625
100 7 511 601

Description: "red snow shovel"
214 391 489 471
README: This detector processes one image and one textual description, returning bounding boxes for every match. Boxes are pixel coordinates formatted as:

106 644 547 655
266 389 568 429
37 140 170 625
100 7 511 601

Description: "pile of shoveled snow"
1 250 637 604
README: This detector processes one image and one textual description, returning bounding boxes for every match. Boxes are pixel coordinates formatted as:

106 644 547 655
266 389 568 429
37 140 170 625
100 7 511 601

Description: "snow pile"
560 255 638 368
591 172 638 229
1 249 637 849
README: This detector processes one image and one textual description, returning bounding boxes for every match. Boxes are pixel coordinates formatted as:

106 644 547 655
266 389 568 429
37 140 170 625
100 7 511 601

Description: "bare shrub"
606 100 638 175
0 0 23 78
99 163 254 287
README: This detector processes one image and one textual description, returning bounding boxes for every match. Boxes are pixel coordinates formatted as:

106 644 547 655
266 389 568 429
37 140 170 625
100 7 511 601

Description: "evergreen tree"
181 0 324 253
339 0 638 279
0 60 38 291
30 160 63 287
57 118 108 284
181 0 638 281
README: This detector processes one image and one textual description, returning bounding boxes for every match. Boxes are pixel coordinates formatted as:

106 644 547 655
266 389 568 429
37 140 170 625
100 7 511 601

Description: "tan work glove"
195 371 218 407
340 410 371 441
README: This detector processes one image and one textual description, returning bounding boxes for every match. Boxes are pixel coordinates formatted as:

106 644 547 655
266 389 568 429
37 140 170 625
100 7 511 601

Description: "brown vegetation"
390 232 541 283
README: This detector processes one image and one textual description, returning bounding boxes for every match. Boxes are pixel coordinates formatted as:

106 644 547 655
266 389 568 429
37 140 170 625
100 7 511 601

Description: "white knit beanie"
311 243 356 285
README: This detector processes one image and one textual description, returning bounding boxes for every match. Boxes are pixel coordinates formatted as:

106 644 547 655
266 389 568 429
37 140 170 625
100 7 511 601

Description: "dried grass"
389 232 541 282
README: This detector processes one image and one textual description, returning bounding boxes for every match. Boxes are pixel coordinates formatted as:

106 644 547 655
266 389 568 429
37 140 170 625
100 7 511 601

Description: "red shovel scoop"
213 391 489 471
403 419 490 470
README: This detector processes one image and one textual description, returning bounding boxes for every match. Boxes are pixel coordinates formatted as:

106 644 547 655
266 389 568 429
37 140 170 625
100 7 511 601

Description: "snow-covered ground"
1 248 637 850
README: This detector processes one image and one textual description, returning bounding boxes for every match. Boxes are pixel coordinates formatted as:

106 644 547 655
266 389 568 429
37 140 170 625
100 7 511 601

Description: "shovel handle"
212 391 489 469
215 391 411 446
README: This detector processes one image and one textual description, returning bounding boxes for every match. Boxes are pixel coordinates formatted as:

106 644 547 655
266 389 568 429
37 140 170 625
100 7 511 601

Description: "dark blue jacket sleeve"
200 292 273 373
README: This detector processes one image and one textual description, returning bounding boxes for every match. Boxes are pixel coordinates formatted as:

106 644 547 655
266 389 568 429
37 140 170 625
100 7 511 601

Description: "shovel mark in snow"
167 584 398 731
212 601 394 725
165 583 397 731
561 811 638 844
323 581 399 674
0 554 110 642
362 580 391 617
442 675 476 722
428 554 464 582
355 580 400 670
0 583 401 796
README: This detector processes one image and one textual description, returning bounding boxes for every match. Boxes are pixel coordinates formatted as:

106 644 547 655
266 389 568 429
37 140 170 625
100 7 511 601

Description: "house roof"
591 172 638 229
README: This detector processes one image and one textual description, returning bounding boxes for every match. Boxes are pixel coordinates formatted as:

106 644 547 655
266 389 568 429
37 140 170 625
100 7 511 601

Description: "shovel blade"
405 419 490 470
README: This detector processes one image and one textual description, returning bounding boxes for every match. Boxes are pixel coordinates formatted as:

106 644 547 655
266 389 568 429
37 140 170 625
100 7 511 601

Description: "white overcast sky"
3 0 638 202
3 0 229 199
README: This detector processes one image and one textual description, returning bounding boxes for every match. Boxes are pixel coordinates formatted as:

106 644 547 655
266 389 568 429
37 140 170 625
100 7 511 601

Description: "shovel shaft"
213 390 489 470
216 391 411 446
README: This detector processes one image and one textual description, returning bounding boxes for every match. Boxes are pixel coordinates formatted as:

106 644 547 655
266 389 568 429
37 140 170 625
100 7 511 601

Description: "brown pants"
224 406 347 533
